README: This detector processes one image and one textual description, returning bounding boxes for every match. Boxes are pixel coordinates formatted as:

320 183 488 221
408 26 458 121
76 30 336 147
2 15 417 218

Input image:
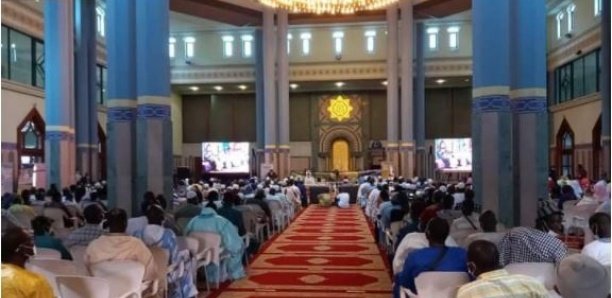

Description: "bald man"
457 240 548 298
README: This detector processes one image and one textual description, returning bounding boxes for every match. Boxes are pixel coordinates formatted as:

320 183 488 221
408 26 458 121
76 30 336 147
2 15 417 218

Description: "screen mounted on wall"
434 138 472 172
201 142 250 173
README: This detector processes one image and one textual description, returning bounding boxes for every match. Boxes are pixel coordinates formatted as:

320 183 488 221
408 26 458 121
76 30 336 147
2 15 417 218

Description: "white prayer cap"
427 179 434 185
186 190 197 199
257 184 264 190
457 182 466 189
411 177 419 183
439 185 447 193
203 183 210 189
232 184 240 190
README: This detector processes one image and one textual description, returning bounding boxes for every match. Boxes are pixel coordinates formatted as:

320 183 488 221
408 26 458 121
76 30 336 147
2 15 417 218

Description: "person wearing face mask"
1 227 54 298
133 204 198 298
456 240 548 298
581 212 611 266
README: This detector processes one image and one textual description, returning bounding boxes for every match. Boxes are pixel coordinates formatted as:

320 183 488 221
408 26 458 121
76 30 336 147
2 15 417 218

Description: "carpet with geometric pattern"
210 204 393 297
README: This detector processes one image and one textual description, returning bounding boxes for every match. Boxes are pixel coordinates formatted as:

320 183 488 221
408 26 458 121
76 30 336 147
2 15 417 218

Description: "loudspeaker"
176 167 191 180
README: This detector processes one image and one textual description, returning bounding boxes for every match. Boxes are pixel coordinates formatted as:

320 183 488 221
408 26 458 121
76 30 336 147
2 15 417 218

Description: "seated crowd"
1 175 306 298
356 174 611 297
1 170 610 297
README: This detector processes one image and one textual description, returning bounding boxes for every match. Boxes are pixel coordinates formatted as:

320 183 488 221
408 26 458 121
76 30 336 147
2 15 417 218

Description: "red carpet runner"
212 205 393 297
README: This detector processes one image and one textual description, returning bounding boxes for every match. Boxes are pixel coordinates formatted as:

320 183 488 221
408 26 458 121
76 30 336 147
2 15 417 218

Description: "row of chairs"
399 262 561 298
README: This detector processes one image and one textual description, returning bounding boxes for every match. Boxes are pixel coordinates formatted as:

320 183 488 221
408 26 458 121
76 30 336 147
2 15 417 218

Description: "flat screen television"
434 138 472 172
201 142 250 173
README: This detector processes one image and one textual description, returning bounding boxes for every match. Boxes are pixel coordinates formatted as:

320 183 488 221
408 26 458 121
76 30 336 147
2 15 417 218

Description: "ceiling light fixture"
238 85 247 90
189 86 199 91
257 0 399 15
335 82 345 88
213 86 223 91
381 81 388 86
290 83 299 89
435 79 446 84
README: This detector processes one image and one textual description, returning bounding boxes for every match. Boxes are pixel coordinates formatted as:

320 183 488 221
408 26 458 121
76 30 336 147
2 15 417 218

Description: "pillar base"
399 143 415 178
45 131 76 188
278 146 291 178
385 146 400 178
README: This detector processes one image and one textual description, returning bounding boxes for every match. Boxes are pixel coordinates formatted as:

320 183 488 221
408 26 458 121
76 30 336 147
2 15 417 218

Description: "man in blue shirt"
393 217 467 297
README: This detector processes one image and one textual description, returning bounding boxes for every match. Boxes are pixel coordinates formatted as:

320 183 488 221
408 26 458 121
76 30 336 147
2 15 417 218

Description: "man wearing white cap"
555 254 611 298
453 182 466 208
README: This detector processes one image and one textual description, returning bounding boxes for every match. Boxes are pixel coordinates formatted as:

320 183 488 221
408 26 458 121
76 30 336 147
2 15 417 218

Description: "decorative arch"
320 126 362 154
592 116 602 179
319 126 363 171
17 107 45 170
556 118 574 178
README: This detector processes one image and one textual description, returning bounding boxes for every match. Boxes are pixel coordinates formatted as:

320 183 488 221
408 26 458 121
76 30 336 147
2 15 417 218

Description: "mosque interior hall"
0 0 611 297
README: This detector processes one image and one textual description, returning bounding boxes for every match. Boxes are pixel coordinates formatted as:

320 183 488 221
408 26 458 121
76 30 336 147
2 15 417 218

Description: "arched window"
556 119 574 178
17 108 45 169
593 116 602 179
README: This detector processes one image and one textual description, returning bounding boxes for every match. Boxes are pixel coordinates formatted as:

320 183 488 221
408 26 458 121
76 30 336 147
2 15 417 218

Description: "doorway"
332 139 350 172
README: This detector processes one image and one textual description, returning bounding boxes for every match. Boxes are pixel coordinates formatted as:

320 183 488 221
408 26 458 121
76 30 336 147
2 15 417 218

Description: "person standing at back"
456 240 548 298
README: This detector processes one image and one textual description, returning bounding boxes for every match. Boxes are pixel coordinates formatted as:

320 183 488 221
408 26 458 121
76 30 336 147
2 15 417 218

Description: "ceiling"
173 76 472 95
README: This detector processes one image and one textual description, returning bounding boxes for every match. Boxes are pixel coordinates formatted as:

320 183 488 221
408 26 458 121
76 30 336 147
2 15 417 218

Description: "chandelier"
258 0 399 14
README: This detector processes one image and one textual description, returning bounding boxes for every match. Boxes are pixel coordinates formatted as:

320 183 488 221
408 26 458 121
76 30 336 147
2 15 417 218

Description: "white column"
263 7 277 168
399 0 414 178
277 9 290 178
386 5 400 175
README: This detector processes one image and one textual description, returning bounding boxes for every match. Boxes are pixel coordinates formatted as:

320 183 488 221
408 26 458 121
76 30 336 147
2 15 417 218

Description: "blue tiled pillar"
510 0 548 226
472 0 514 226
106 0 137 213
74 0 99 180
135 0 173 213
44 0 76 188
602 0 611 177
277 9 290 177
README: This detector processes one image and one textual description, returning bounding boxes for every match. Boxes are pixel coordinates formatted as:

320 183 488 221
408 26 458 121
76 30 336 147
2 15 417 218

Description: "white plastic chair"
267 200 286 235
504 262 556 290
26 259 79 297
34 247 62 259
189 231 229 289
177 235 211 293
56 275 110 298
89 260 146 298
149 246 172 298
69 245 89 275
413 272 469 298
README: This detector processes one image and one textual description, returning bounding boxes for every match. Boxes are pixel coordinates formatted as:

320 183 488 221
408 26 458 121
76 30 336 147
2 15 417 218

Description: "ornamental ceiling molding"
1 2 107 65
171 58 472 84
547 26 601 70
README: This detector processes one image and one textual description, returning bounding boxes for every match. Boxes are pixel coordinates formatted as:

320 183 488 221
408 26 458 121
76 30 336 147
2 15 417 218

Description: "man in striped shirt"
457 240 548 298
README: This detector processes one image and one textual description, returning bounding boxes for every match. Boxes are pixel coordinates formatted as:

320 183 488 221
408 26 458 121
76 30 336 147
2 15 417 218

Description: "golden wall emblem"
327 95 353 122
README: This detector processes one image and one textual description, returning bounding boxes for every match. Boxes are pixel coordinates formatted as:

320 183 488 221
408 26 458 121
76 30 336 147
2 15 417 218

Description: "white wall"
171 92 183 156
547 0 601 51
1 81 45 144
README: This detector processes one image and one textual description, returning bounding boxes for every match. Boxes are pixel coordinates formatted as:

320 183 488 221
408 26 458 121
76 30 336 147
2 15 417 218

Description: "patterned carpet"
211 205 393 297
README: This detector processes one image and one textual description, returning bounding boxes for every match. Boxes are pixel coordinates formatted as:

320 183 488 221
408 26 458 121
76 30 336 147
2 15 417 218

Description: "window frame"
183 36 196 59
447 26 460 50
222 35 234 58
300 33 312 56
332 31 344 56
16 108 45 171
566 4 576 32
169 37 176 59
364 30 376 54
426 27 439 51
556 120 575 178
241 34 253 58
2 25 44 88
96 6 105 37
556 12 564 39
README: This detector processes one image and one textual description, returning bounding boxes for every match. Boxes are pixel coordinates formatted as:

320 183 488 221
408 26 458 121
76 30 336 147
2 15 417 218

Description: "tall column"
263 7 277 171
135 0 173 214
510 0 548 227
399 0 415 178
74 0 98 180
255 29 265 177
277 9 290 178
472 0 514 226
601 0 611 178
106 0 136 213
386 5 400 176
44 0 75 188
414 23 426 178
